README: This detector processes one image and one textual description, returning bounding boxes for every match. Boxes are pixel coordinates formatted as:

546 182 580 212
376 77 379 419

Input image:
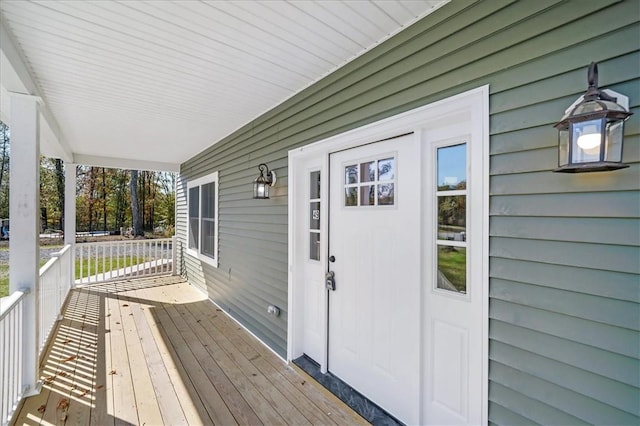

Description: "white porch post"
64 162 76 287
9 94 41 394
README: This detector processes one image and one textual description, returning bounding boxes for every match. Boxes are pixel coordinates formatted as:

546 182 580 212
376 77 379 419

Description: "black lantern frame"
253 163 276 199
553 62 633 173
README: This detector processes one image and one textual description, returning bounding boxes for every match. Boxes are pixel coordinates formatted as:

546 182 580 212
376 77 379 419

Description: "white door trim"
288 85 489 424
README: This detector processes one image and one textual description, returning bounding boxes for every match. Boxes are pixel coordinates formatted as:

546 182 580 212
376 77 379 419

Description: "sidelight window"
435 143 467 294
309 170 321 261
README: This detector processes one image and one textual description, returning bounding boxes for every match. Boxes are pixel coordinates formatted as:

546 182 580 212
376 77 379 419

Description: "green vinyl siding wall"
178 0 640 423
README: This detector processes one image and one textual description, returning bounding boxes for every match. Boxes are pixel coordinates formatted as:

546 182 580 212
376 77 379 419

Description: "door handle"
326 271 336 291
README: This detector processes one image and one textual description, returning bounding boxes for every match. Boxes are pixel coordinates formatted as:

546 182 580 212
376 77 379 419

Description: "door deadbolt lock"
325 271 336 291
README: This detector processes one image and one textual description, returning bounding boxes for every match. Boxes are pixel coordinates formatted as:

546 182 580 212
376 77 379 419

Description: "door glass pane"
310 202 320 229
188 187 199 250
310 232 320 261
437 246 466 293
378 184 394 205
438 195 466 241
345 187 357 206
360 185 375 206
310 171 321 199
345 165 358 184
378 158 394 181
437 144 467 190
360 161 375 183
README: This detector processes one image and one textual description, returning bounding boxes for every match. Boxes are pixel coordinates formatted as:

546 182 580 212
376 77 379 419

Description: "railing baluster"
78 245 83 283
1 289 32 425
70 238 173 285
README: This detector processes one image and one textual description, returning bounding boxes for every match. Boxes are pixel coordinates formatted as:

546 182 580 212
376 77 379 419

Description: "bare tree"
129 170 143 236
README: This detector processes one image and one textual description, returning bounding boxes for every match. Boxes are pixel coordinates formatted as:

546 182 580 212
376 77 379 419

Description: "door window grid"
309 170 321 261
344 157 395 207
435 143 467 294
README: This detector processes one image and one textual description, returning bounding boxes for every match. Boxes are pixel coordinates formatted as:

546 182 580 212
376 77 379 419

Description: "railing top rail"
39 244 73 276
0 288 30 321
75 237 173 247
51 244 72 257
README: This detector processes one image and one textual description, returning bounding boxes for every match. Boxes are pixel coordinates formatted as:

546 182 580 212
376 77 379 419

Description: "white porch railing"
0 289 29 426
38 244 72 354
75 237 174 284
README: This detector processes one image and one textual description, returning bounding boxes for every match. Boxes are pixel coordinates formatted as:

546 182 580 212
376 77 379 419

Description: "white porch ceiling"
0 0 447 171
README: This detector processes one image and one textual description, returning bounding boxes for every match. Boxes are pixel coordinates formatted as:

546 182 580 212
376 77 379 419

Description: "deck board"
13 275 366 426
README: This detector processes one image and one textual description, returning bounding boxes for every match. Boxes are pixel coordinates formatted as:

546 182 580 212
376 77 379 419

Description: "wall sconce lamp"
553 62 633 173
253 163 276 199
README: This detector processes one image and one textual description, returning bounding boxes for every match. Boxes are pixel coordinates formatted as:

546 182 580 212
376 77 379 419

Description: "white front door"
328 135 421 424
289 86 488 426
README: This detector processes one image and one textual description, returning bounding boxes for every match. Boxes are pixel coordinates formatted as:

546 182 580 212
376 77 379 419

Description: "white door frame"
288 85 489 424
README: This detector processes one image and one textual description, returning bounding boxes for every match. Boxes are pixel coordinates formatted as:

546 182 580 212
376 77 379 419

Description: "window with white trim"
187 171 219 267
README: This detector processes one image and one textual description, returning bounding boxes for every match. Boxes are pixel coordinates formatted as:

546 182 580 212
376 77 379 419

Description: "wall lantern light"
554 62 633 173
253 163 276 199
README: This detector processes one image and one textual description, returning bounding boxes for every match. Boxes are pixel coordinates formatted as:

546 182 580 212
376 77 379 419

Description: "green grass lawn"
0 256 147 298
0 259 49 298
438 246 467 292
75 256 145 280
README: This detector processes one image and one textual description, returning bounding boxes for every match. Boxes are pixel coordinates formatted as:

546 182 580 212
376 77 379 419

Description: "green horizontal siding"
178 0 639 423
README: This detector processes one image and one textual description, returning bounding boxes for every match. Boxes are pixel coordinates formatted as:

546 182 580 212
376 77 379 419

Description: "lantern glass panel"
572 119 602 163
558 128 569 167
605 120 624 162
254 180 269 199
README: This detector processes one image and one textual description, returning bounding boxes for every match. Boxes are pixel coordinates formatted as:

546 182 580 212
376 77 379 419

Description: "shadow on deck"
13 275 366 425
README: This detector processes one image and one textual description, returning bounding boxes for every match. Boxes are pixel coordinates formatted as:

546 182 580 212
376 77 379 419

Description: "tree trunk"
102 167 107 231
55 159 64 230
130 170 143 236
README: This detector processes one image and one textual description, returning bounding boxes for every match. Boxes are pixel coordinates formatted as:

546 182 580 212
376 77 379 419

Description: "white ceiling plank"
0 0 449 166
0 13 72 161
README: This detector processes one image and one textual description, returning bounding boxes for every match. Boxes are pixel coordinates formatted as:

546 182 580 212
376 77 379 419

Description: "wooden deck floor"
13 276 367 425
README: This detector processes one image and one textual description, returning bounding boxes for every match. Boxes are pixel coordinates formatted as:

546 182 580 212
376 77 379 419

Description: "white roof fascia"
73 154 180 173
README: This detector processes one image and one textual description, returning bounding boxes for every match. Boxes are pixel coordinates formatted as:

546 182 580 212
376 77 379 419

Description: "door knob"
329 255 336 263
325 271 336 291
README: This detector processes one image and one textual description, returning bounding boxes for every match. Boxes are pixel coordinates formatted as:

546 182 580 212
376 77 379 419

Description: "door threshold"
292 355 404 425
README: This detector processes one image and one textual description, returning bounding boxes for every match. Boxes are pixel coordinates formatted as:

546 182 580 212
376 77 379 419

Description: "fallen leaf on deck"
96 385 104 390
62 339 72 344
62 355 76 363
122 304 129 307
57 398 69 410
106 314 111 317
109 369 116 375
80 390 88 397
37 404 46 413
115 322 120 325
58 371 68 377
